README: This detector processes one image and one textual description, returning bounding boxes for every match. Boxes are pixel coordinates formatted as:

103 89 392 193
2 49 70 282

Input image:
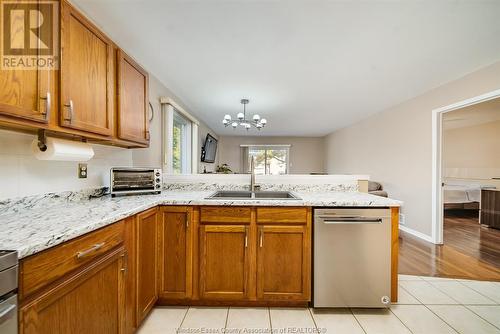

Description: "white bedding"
443 184 482 204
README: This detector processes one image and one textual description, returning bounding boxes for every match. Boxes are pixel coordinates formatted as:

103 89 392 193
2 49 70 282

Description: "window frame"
172 111 192 174
162 101 199 174
241 144 291 175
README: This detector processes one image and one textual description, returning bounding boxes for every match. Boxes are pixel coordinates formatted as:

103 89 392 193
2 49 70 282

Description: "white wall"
217 136 325 174
443 120 500 180
0 130 133 200
131 75 219 173
0 74 218 200
324 61 500 238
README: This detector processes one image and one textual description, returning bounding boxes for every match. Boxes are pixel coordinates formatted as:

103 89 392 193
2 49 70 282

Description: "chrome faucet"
250 156 256 192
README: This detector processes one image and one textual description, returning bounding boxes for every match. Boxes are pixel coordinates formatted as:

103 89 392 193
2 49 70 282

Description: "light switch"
78 163 88 178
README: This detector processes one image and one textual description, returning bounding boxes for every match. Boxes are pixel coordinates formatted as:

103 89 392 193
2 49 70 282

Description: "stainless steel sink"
206 190 301 200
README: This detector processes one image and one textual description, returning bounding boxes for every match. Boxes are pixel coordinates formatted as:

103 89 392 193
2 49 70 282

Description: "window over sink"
241 145 290 175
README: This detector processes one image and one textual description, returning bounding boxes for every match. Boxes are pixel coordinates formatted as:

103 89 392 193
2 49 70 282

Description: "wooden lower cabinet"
158 206 193 300
19 247 127 334
199 225 250 300
123 216 137 334
136 207 159 325
257 225 310 301
18 206 314 334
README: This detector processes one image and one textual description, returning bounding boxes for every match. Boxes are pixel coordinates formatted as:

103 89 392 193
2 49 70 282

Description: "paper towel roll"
32 137 94 161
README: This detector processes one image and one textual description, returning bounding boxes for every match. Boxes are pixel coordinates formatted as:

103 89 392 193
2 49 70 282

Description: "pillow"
368 181 382 191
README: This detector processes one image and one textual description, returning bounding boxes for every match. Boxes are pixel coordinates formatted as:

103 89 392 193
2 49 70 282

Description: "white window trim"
241 144 291 175
161 99 199 174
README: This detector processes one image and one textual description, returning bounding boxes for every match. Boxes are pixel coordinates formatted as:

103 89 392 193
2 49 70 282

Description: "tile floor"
138 275 500 334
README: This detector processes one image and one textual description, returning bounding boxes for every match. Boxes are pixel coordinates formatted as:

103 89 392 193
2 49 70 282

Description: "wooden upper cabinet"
136 207 158 325
19 247 127 334
60 0 113 136
0 67 52 124
257 225 310 301
0 1 53 124
199 225 250 300
158 207 192 300
116 50 149 146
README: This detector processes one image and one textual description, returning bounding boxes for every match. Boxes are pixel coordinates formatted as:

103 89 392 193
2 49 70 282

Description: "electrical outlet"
399 213 405 225
78 163 88 178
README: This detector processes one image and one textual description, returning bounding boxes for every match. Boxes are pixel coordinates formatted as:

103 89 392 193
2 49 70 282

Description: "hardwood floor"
399 210 500 281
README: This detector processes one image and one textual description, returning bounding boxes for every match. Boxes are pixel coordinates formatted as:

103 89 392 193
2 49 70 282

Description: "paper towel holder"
37 129 48 152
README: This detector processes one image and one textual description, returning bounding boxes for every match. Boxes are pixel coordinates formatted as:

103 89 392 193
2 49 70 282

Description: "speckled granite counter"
0 190 401 259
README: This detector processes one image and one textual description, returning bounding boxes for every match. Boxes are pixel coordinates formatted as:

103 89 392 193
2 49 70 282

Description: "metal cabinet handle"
244 227 248 248
186 211 190 228
64 100 74 121
259 229 263 248
321 218 382 225
0 304 16 321
120 253 128 274
76 242 105 259
40 92 51 120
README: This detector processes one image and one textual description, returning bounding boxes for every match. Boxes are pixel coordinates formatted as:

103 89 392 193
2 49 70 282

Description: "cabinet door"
158 207 192 300
199 225 249 300
136 208 158 324
116 50 149 145
19 247 126 334
257 225 310 301
60 0 113 136
123 216 137 334
0 68 51 123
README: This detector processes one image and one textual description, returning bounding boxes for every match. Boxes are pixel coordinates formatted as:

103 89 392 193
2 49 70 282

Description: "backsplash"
0 187 108 215
0 130 133 200
163 182 358 192
163 174 366 192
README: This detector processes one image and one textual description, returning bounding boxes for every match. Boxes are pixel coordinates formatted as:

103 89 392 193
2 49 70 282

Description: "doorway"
427 89 500 279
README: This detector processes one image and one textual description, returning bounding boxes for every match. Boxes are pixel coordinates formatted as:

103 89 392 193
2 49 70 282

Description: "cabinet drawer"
256 207 308 224
20 221 124 299
200 207 251 223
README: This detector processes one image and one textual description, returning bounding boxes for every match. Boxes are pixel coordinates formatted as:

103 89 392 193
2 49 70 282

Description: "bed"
444 184 480 203
443 182 494 210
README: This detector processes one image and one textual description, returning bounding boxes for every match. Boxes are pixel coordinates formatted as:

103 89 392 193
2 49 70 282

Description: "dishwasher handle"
317 216 383 224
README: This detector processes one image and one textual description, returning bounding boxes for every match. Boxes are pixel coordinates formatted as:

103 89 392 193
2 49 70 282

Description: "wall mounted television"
201 134 217 163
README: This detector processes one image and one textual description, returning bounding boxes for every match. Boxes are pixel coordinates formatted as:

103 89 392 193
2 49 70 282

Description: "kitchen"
1 1 500 334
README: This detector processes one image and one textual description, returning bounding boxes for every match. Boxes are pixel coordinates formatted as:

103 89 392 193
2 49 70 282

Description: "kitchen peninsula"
0 176 401 333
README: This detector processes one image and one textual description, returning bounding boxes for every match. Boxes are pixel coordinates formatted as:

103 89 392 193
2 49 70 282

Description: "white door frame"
431 89 500 244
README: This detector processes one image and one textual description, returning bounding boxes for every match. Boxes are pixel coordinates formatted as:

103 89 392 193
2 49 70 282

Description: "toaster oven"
110 168 162 196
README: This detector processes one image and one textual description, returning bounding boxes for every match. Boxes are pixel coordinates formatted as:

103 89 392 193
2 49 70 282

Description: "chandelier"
222 99 267 130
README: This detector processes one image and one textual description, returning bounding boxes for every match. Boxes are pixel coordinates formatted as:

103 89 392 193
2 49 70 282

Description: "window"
242 145 290 175
162 100 199 174
172 111 192 174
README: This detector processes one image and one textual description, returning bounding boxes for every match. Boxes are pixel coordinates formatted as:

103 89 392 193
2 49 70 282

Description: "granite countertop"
0 190 401 259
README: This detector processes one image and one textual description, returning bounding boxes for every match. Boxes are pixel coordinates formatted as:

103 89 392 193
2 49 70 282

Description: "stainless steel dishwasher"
0 250 18 334
313 208 392 308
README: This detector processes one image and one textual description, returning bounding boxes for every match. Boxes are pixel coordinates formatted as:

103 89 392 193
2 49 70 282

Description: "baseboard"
399 225 435 244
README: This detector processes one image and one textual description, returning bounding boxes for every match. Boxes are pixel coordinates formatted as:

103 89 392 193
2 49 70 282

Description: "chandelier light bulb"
221 99 268 131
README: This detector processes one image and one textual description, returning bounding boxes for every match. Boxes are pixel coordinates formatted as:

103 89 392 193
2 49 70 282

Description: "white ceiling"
74 0 500 137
